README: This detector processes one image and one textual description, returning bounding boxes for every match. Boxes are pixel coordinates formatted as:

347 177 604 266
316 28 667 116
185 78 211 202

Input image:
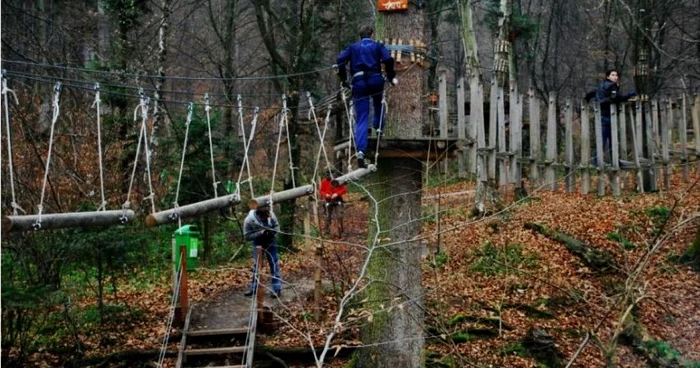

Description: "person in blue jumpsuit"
336 25 396 168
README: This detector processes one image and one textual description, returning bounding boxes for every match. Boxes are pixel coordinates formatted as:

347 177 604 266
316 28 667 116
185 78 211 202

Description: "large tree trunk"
150 0 171 148
359 158 424 367
357 8 426 367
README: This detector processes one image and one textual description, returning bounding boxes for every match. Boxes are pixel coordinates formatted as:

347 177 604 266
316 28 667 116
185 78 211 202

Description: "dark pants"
249 242 281 295
352 74 385 154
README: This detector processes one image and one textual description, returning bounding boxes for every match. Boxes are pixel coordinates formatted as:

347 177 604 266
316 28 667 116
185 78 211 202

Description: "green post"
173 225 200 271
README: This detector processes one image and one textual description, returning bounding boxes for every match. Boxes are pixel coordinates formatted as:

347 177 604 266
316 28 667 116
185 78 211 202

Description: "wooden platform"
334 137 461 161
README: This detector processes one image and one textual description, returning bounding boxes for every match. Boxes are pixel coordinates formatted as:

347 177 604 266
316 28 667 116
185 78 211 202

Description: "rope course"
124 89 157 215
34 82 63 229
236 95 258 198
2 70 23 216
92 83 108 211
204 94 220 198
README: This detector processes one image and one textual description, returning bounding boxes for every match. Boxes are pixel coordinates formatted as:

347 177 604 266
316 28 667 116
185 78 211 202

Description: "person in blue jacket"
596 69 637 163
336 25 397 168
243 205 281 298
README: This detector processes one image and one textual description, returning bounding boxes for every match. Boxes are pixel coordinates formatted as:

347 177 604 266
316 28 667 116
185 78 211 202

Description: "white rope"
283 94 296 188
340 87 356 171
92 83 107 211
373 89 388 167
307 92 332 176
123 89 156 215
34 82 62 230
269 95 287 207
236 95 257 197
2 72 23 215
174 103 194 208
156 264 184 367
204 94 220 198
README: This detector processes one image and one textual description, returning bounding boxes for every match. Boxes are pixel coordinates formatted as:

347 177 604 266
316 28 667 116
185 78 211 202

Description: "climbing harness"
1 71 23 216
34 82 62 230
92 83 108 211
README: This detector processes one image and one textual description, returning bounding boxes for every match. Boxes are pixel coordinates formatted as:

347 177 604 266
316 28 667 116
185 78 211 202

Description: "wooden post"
177 245 189 327
611 104 621 196
512 91 523 193
439 69 448 139
457 76 467 178
662 99 671 190
476 79 487 184
255 246 264 323
497 86 507 189
529 89 540 185
629 102 644 192
580 101 591 194
488 80 498 183
469 76 481 176
564 98 574 193
651 99 661 189
619 103 629 189
594 103 606 196
310 197 323 321
508 85 517 187
546 92 557 190
645 101 657 191
692 94 700 170
680 94 689 182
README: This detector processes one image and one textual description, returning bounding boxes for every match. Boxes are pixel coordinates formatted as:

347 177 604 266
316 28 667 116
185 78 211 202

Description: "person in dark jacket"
595 69 637 163
243 205 281 298
336 25 397 168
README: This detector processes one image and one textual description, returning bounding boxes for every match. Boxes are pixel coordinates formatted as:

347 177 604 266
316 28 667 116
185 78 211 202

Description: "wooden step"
187 327 249 337
184 346 246 356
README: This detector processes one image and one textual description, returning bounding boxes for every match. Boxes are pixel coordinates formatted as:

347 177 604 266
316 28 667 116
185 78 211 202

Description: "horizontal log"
2 210 136 233
145 194 241 227
248 185 314 209
332 165 376 186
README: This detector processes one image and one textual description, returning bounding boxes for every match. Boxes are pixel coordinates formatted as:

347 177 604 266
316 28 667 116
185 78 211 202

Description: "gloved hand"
390 78 398 86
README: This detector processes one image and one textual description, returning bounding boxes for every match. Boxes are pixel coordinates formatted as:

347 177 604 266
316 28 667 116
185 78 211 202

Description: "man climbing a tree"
596 69 637 163
336 25 398 168
319 170 347 237
243 205 282 298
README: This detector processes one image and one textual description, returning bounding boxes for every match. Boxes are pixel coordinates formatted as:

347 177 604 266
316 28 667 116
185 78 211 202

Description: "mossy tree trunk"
359 158 424 367
357 7 426 368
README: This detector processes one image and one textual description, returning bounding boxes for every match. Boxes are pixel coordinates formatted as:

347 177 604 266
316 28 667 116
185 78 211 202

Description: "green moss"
470 243 539 275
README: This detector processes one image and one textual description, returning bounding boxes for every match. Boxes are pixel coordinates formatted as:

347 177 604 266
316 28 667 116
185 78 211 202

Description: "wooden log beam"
2 210 136 233
332 165 376 186
145 194 241 227
248 185 314 209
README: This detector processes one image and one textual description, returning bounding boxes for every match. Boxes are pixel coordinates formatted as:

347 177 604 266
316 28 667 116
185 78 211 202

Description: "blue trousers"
249 242 281 294
352 74 386 154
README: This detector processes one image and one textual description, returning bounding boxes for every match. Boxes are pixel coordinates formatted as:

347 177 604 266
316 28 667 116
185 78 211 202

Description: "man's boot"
357 151 366 169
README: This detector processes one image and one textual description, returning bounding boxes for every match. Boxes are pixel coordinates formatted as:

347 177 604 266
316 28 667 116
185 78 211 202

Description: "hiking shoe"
357 151 366 169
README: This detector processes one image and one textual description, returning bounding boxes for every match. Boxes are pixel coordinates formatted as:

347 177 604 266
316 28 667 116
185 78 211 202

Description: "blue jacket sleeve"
336 46 352 82
379 44 396 80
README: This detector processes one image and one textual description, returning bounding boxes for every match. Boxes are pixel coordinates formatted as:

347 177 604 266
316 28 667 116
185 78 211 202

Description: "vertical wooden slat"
692 94 700 165
611 105 620 196
488 80 497 182
580 101 590 194
565 98 574 193
497 86 507 188
513 92 523 191
509 85 517 186
651 99 661 187
634 101 644 192
546 92 557 190
396 39 403 63
619 103 628 162
662 99 671 190
680 94 689 182
439 69 448 139
529 88 540 185
594 103 606 196
457 76 466 178
645 101 657 192
477 80 488 183
629 101 643 193
469 76 481 175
